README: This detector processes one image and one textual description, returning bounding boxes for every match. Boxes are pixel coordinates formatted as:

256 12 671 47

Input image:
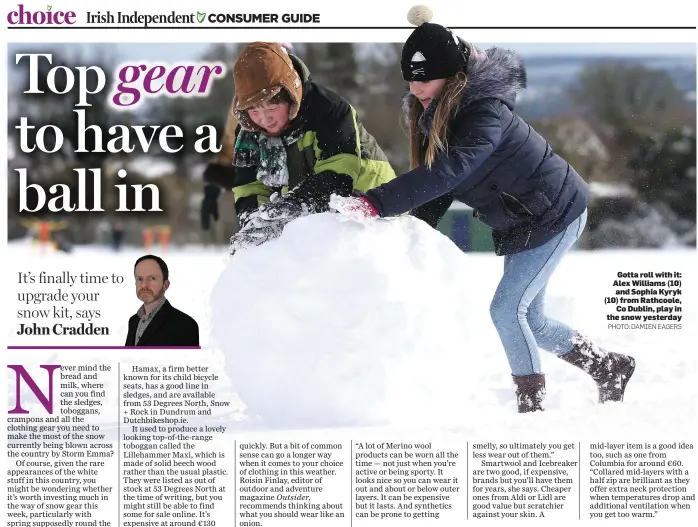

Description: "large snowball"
210 212 476 428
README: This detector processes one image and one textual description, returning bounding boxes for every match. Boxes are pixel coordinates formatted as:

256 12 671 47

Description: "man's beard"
137 287 164 304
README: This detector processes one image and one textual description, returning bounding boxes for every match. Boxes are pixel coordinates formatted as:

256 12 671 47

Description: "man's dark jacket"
365 47 589 255
125 299 199 347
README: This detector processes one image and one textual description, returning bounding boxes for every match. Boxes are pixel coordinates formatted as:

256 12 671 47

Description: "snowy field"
5 214 697 526
5 212 697 442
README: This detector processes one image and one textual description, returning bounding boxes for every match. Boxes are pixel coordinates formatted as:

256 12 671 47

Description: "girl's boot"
512 373 546 413
560 333 635 403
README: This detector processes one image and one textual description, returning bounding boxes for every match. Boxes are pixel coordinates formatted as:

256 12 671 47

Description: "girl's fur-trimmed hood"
402 46 528 120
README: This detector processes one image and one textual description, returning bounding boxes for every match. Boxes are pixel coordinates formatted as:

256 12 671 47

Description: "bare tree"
570 61 687 145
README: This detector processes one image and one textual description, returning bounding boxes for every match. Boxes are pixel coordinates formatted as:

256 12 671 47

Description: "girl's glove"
329 194 379 220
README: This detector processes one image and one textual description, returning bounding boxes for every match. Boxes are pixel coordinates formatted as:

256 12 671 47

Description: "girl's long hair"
406 71 469 170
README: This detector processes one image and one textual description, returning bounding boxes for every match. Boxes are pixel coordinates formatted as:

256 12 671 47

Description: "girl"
330 6 636 413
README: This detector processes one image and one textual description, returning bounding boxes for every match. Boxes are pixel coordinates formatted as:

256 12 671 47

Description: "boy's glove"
200 184 222 230
229 168 354 255
230 219 286 255
257 191 310 222
230 193 309 255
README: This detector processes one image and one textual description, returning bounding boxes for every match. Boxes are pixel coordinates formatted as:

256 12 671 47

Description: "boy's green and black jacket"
204 54 396 216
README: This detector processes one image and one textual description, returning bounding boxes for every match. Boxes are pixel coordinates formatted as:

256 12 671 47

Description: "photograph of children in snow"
6 22 695 423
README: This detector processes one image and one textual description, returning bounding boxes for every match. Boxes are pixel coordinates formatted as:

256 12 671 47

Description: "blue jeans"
489 210 587 376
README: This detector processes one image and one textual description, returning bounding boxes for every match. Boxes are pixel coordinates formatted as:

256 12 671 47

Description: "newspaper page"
2 0 697 525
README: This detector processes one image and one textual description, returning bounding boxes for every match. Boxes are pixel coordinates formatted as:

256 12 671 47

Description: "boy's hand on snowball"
329 194 379 222
230 221 285 255
258 194 307 222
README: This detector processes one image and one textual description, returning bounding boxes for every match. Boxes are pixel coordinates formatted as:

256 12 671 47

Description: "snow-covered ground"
4 214 697 525
5 213 697 439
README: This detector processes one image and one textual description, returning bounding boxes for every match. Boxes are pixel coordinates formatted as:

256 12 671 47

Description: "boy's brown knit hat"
232 42 303 130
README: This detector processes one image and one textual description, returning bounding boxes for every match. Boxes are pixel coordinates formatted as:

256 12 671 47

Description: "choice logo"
7 4 76 25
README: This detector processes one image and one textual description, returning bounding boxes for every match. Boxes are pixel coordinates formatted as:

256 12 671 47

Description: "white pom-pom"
407 5 433 26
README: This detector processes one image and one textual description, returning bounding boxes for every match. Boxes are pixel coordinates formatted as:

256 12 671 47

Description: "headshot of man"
125 255 200 347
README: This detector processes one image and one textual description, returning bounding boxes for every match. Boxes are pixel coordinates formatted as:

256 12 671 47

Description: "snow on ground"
5 213 697 443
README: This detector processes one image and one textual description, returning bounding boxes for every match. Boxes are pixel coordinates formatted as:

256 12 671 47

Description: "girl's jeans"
490 210 588 376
